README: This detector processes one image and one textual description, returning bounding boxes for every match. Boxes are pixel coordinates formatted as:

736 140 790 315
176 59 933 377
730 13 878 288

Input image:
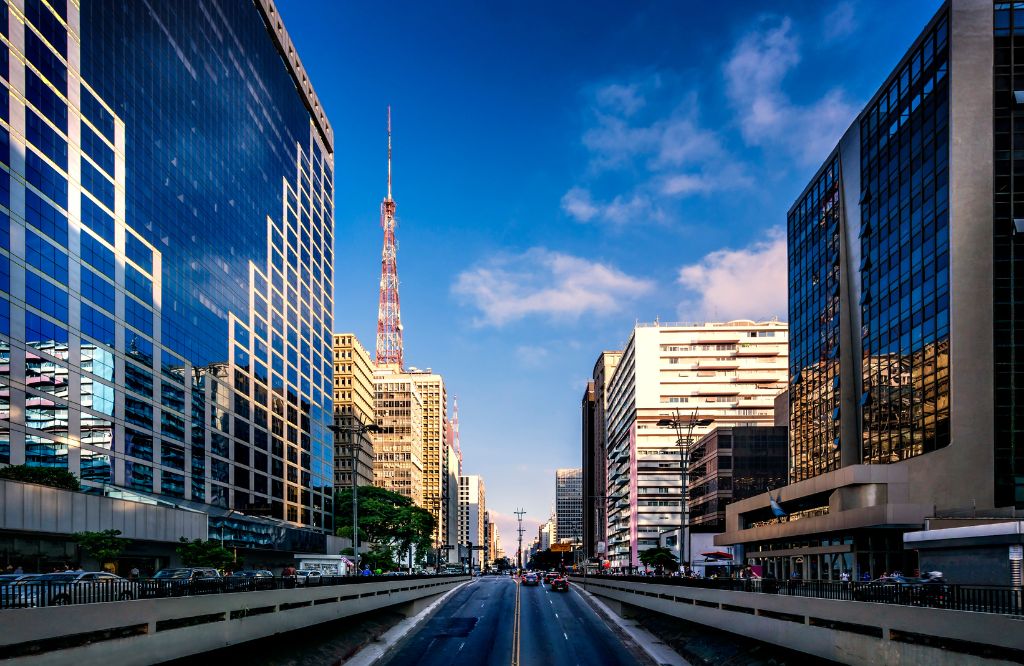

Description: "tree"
639 547 678 573
493 557 512 572
73 529 130 567
0 465 80 491
176 538 235 570
334 486 436 568
528 549 563 571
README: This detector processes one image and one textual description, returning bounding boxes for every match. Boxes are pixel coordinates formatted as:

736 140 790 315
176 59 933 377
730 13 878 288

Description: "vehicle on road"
15 571 136 606
551 576 569 592
294 569 323 586
522 572 539 586
147 567 223 597
223 570 276 591
852 573 949 606
543 572 559 585
0 574 39 608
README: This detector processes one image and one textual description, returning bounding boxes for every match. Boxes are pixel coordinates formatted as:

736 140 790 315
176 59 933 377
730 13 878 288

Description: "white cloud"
677 229 787 322
724 17 856 165
823 2 858 42
594 82 648 117
453 248 654 327
515 344 550 368
561 188 662 226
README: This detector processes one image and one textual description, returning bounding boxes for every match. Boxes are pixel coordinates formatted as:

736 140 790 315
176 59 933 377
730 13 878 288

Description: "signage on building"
1010 545 1023 561
551 543 572 552
596 541 606 554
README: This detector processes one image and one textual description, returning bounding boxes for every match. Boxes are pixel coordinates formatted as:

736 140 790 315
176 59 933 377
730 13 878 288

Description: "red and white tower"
376 106 404 368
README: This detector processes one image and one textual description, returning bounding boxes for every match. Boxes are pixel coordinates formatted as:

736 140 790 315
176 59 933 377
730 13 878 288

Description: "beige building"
332 334 376 489
603 320 789 569
458 474 485 570
408 370 449 552
372 368 424 504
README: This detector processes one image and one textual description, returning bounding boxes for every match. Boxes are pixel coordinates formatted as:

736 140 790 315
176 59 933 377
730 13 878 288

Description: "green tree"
493 557 512 571
334 486 436 568
73 529 130 567
176 538 235 570
0 465 80 491
639 547 678 573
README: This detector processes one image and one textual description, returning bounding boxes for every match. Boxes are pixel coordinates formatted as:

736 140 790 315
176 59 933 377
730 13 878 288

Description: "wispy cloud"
515 344 550 368
724 17 856 165
677 229 787 322
453 248 654 327
823 2 858 42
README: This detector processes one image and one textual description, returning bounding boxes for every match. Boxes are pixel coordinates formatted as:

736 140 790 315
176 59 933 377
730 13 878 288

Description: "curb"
573 583 691 666
343 579 472 665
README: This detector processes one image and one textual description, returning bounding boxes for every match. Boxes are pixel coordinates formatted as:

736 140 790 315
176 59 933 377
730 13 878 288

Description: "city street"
379 576 651 666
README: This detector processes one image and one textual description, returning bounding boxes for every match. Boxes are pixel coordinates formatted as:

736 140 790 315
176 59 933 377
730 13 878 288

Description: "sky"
277 0 943 552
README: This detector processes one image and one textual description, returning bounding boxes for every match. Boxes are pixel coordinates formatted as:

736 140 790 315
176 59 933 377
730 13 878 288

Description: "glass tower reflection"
0 0 335 531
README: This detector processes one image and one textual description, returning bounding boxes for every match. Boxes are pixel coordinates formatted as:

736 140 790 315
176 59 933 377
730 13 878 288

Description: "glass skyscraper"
0 0 335 533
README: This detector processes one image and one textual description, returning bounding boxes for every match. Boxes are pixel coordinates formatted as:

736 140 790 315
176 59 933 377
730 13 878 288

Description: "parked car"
15 572 136 606
147 567 223 597
0 574 38 608
522 573 539 586
293 570 323 586
852 573 949 606
551 576 569 592
223 570 276 591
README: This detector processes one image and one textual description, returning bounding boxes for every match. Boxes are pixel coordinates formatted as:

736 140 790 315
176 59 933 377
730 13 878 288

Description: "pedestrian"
130 566 140 581
840 570 850 583
361 566 371 577
14 565 23 574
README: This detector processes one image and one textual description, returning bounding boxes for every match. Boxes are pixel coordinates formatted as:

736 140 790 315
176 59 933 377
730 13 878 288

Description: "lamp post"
328 420 381 566
657 410 713 573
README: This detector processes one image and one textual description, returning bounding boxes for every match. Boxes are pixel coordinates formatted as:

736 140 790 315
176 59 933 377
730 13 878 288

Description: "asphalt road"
379 575 651 666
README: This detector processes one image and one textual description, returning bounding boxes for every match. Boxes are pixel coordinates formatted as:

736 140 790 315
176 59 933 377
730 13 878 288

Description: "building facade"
0 0 336 539
604 322 788 569
555 467 583 544
408 369 449 554
332 333 375 488
458 473 484 569
719 0 1024 581
371 369 423 504
583 351 621 558
445 425 460 555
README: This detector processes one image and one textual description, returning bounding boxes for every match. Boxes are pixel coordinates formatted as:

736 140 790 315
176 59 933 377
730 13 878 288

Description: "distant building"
458 474 485 569
539 516 555 551
372 369 423 504
555 468 583 544
604 321 788 569
332 334 376 489
583 352 621 559
407 369 449 554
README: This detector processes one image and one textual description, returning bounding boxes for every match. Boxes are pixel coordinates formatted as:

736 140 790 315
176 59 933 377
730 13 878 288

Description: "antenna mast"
376 105 404 368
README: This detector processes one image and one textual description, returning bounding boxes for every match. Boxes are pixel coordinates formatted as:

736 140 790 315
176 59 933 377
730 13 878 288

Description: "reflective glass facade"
0 0 335 530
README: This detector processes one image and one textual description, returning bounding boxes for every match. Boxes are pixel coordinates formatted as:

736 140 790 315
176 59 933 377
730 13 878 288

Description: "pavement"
375 575 657 666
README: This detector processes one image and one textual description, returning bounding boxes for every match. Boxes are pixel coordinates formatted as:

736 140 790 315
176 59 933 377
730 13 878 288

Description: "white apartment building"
458 474 485 570
604 320 788 570
408 369 449 552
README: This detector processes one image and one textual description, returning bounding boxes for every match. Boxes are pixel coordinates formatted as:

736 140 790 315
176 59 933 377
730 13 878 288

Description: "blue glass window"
125 298 153 337
24 0 67 57
126 332 153 365
24 30 66 93
80 122 113 176
0 128 9 169
125 263 151 303
25 70 67 129
80 231 114 278
125 360 153 397
161 471 185 498
0 298 8 336
79 86 113 140
161 381 185 412
25 434 67 469
125 428 153 460
81 378 115 416
25 189 68 245
125 232 152 274
0 254 8 293
126 461 153 492
25 109 67 169
25 230 67 283
124 396 152 429
25 271 67 320
161 410 185 443
80 302 114 347
25 150 67 208
81 159 113 209
25 311 66 345
80 451 112 483
80 265 114 312
161 442 185 470
81 194 114 243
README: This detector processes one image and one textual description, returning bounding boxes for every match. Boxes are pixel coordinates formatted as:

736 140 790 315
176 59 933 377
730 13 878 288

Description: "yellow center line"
511 577 522 666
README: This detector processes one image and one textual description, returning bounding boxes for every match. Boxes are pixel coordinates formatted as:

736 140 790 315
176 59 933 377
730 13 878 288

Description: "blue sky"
278 0 942 549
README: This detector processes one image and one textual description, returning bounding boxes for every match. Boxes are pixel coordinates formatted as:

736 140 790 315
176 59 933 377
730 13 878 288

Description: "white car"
293 569 323 586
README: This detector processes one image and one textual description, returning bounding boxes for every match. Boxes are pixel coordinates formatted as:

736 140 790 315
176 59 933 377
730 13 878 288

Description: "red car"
543 572 559 585
522 573 539 586
551 576 569 592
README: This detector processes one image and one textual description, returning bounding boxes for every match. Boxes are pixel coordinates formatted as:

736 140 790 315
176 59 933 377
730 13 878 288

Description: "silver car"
16 572 136 606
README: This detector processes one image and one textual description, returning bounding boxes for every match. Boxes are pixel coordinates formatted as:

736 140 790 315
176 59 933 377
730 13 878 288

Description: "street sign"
471 546 486 551
551 543 572 553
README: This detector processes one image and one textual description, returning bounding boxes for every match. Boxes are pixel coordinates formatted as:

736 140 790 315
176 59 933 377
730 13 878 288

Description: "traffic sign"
551 543 572 553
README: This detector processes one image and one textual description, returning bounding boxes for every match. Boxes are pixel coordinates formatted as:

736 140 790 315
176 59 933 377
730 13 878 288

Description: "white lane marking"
458 642 465 653
554 613 559 618
563 632 569 641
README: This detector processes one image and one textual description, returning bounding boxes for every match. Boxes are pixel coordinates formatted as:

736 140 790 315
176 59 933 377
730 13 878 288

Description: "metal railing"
586 575 1024 617
0 573 466 610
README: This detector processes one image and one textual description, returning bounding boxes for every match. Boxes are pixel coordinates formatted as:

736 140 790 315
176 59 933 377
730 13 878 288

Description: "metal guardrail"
586 575 1024 617
0 573 466 610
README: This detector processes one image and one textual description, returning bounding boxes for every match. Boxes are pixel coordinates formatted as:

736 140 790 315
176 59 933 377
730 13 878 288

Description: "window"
25 190 68 245
25 271 67 320
80 303 114 347
26 149 67 207
81 266 115 312
80 231 114 278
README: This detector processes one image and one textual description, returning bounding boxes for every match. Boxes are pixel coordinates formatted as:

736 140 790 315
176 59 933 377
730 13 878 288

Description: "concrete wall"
581 578 1022 666
0 576 468 665
0 478 207 542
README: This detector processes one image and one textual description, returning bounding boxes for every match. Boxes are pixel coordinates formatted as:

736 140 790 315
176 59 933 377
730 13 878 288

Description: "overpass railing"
0 573 464 610
586 575 1023 617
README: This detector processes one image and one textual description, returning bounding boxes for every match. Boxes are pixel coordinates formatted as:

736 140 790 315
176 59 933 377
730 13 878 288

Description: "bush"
0 465 81 491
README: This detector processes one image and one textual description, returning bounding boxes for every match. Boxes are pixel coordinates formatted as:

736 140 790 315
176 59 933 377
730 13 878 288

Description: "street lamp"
657 410 713 573
328 420 381 566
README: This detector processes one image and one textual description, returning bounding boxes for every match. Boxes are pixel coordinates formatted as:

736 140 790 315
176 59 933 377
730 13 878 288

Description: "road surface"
379 575 651 666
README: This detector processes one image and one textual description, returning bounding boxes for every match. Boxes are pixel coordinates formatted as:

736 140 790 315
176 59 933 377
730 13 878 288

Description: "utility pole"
515 508 526 573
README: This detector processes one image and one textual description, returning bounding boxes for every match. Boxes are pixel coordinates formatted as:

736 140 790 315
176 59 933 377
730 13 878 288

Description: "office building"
332 333 375 488
583 351 621 558
0 0 335 544
604 321 788 569
372 368 423 504
719 1 1024 580
555 467 583 544
445 424 460 555
458 473 485 569
408 369 449 554
539 516 554 551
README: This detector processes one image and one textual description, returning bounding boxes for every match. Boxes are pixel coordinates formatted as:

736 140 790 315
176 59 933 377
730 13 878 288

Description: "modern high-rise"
720 1 1024 581
583 351 621 558
0 0 335 537
445 423 460 554
555 468 583 544
372 368 423 504
332 333 375 488
604 321 788 569
408 369 449 553
458 473 485 569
